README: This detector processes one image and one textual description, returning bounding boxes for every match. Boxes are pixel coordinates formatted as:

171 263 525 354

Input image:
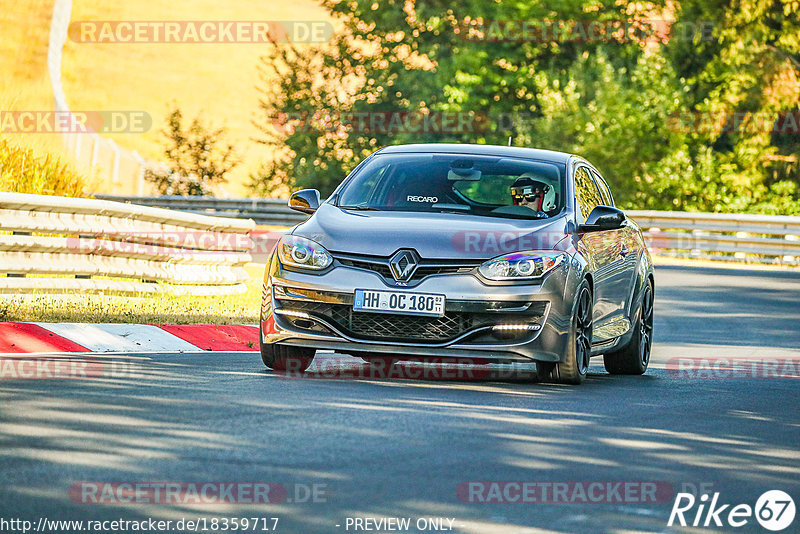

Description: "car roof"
375 143 573 165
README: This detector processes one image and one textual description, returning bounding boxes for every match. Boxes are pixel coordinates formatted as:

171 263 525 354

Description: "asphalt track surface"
1 265 799 533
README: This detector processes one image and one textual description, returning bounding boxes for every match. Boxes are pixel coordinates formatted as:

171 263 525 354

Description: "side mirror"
288 189 321 214
578 205 625 233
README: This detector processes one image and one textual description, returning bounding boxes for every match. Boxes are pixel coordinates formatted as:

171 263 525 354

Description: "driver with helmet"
510 172 556 216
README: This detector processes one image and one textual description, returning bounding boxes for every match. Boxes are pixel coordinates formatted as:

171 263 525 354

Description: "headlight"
278 235 332 270
478 251 565 280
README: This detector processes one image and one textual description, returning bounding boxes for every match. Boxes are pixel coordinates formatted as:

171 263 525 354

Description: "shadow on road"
654 265 800 349
1 348 798 533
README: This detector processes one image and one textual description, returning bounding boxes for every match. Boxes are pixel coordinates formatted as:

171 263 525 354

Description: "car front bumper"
260 255 577 363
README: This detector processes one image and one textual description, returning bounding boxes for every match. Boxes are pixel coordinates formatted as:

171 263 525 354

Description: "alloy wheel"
576 287 593 375
638 284 654 366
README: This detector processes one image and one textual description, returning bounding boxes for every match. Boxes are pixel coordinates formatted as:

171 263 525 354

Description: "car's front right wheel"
603 279 653 375
260 339 315 373
538 279 593 385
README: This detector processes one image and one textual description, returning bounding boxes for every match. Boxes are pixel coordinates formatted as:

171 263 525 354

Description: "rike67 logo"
669 490 795 531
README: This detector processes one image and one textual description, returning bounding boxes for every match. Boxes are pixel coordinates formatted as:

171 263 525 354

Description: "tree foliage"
147 107 239 196
251 0 800 213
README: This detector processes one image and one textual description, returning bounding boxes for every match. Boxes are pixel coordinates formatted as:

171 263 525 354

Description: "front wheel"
603 280 653 375
538 280 593 385
260 339 315 373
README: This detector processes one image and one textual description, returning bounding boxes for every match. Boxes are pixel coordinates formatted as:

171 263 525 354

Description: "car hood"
292 204 570 260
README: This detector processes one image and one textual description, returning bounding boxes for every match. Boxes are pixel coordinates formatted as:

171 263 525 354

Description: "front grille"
334 254 478 283
276 298 547 343
337 258 393 278
350 311 471 341
413 265 477 277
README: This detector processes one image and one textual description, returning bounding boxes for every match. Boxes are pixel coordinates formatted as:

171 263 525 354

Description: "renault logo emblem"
389 250 419 281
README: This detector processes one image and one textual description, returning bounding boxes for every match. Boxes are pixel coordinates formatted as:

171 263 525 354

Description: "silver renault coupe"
259 144 654 384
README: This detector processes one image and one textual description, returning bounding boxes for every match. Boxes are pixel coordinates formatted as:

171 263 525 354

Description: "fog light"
492 324 541 332
491 324 541 340
293 318 316 330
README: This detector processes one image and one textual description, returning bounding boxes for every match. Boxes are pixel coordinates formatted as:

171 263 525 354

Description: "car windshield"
337 153 566 220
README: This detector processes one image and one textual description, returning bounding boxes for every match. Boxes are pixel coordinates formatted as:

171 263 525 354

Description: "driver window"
574 166 604 221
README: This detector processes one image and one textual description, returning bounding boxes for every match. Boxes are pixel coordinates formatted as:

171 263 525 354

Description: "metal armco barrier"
0 193 255 294
96 195 309 226
627 210 800 264
94 197 800 265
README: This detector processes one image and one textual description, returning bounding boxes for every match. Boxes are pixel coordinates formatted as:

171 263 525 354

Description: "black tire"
260 339 315 372
603 280 653 375
538 280 593 385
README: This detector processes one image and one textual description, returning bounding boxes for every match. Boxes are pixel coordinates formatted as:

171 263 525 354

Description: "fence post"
90 135 100 169
133 151 146 196
110 139 121 185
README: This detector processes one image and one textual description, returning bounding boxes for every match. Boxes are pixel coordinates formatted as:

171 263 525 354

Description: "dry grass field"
2 0 332 197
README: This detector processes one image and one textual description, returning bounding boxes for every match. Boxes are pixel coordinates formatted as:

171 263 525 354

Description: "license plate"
354 289 445 317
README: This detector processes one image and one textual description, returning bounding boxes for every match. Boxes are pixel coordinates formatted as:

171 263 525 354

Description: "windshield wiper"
429 204 472 215
432 209 473 215
431 203 470 211
339 205 379 211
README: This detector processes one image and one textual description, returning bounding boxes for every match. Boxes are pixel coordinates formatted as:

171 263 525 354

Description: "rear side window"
574 166 604 220
591 169 614 207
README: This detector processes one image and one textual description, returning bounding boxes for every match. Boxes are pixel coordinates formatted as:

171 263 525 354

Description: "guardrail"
92 196 800 265
96 195 308 226
0 193 255 294
627 210 800 265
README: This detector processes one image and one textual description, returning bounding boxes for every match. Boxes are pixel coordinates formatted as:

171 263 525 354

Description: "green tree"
250 0 800 213
147 107 239 196
250 0 658 197
515 51 686 204
659 0 800 212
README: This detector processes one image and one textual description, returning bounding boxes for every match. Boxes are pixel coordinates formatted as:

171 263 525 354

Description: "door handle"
620 245 630 257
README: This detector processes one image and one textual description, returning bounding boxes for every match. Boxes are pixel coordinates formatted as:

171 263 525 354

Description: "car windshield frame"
336 152 567 221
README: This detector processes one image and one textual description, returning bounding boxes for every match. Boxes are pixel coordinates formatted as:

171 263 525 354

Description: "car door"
573 164 628 333
591 168 641 320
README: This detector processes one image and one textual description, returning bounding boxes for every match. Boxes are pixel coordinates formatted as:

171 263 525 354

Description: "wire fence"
47 0 148 195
